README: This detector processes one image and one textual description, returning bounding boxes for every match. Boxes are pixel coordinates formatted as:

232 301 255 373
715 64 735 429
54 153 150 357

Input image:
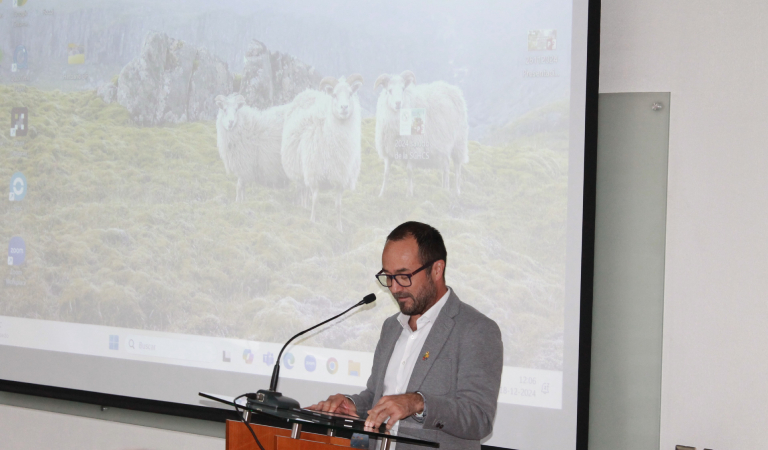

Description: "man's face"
381 236 437 316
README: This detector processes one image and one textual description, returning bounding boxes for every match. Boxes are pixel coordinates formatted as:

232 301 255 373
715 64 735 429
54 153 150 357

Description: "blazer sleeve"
348 316 396 417
418 316 503 440
348 376 375 418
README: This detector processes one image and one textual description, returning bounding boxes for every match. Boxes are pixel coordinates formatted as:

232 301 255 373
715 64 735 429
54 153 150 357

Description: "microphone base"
246 390 301 411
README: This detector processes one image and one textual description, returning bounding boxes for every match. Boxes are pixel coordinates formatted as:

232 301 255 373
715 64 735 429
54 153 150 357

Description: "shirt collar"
397 287 452 331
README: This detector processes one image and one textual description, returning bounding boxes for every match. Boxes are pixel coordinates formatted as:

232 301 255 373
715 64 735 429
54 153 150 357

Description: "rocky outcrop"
271 51 320 107
115 33 320 125
189 47 233 121
239 39 322 109
117 32 232 125
97 82 117 104
239 40 274 109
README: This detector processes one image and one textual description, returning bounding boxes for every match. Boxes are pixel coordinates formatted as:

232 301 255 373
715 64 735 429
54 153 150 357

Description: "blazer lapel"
374 317 403 400
406 290 459 393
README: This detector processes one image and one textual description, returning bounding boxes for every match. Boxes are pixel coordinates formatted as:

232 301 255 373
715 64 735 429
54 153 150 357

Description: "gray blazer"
350 290 503 450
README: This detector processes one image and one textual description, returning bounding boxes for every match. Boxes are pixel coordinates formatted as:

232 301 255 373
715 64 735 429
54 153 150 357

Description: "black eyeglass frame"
375 260 438 288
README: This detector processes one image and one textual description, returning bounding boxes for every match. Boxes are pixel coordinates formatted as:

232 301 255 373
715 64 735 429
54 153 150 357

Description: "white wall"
599 1 768 449
0 404 224 450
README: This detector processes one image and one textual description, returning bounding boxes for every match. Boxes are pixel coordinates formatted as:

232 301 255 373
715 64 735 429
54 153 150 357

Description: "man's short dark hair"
386 221 447 267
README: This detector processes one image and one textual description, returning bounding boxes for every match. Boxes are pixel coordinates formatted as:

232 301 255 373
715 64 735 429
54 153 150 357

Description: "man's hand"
306 394 358 417
365 393 424 430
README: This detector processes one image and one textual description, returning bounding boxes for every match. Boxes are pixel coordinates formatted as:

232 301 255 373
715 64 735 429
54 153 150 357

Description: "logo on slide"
242 349 254 364
283 352 295 369
326 357 339 374
348 360 360 377
9 172 27 201
11 108 28 138
262 352 274 366
7 236 26 266
304 355 316 372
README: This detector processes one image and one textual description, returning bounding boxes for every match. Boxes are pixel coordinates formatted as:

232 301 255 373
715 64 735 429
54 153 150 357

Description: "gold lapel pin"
422 351 430 361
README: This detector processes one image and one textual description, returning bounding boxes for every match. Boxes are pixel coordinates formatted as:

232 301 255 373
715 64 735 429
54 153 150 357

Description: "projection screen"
0 0 596 449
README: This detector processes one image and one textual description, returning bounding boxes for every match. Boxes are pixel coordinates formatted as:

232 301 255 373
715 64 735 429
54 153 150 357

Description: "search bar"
126 335 218 363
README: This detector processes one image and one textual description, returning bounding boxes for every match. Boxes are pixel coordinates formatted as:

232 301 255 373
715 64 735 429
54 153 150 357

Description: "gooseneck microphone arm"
269 293 377 392
248 293 377 411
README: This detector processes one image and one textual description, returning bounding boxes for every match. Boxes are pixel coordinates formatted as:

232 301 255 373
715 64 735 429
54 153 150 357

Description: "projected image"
1 0 572 408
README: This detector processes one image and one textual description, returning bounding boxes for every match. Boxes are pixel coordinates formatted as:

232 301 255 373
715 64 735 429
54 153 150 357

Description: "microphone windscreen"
362 293 376 304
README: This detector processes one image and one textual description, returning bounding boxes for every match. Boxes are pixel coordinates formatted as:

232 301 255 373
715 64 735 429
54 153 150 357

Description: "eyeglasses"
375 260 437 288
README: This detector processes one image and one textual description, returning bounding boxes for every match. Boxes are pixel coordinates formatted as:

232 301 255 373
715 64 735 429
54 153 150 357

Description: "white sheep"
374 70 469 197
215 93 290 202
281 74 363 231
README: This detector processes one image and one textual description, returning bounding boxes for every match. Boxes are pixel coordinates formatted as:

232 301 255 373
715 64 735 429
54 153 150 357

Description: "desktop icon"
283 352 295 369
11 107 28 137
14 0 29 7
13 45 28 72
67 43 85 65
262 351 274 366
326 357 339 374
400 108 426 136
222 351 231 363
242 349 254 364
109 335 119 350
7 236 26 266
348 360 361 377
304 355 316 372
528 29 557 51
9 172 27 201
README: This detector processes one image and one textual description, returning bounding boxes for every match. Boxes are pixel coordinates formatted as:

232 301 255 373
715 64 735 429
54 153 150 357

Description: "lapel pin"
422 351 429 361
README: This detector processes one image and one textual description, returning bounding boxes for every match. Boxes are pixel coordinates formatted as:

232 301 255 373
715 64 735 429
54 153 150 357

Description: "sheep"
281 74 364 231
215 93 290 202
279 90 316 209
374 70 469 197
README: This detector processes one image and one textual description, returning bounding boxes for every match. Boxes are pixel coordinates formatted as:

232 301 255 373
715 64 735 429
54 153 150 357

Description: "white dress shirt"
379 288 451 448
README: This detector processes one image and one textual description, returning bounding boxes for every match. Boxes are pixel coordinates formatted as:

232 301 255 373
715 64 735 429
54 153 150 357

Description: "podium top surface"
199 392 439 448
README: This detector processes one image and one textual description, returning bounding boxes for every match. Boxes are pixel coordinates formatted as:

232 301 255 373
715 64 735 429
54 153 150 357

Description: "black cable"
269 294 374 391
233 394 266 450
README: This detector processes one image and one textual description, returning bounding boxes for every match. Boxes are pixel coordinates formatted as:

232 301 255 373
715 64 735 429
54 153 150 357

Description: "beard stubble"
395 274 438 316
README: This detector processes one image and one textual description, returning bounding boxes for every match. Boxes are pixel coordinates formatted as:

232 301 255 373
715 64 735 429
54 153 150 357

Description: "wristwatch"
413 391 427 419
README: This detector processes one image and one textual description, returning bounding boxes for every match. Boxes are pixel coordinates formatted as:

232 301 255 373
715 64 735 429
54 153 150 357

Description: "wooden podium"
202 393 433 449
226 419 353 450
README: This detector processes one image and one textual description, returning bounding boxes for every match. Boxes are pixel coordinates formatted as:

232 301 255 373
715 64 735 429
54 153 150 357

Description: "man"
309 221 503 450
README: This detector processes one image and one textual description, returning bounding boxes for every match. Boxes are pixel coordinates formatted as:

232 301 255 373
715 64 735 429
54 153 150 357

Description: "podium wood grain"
275 435 352 449
226 420 351 450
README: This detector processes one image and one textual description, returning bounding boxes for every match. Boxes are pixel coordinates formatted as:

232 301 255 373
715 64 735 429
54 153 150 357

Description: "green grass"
0 85 569 370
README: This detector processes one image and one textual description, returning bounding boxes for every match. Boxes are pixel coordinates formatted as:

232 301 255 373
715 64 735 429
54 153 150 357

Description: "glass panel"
589 92 670 450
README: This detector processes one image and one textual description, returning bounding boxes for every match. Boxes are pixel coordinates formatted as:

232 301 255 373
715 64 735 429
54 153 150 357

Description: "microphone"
248 293 377 411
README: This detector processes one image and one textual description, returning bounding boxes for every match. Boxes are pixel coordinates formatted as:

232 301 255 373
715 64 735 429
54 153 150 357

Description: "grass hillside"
0 85 569 370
